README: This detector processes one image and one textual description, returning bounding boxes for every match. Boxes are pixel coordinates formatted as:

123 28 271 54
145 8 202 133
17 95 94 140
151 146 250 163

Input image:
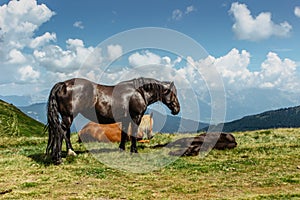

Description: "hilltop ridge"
0 99 44 137
207 105 300 132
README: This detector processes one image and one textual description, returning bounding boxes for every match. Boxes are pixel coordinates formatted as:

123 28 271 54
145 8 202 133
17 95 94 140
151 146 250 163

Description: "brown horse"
78 114 154 143
46 77 180 164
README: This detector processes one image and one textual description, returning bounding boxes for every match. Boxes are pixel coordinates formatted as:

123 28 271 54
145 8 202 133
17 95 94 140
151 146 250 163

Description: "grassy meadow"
0 127 300 199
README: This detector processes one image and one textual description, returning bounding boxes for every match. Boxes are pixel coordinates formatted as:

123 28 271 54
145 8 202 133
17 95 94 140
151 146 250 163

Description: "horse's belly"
80 109 115 124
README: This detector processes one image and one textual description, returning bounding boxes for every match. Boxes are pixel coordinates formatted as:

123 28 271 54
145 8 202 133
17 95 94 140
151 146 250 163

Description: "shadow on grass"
28 153 52 166
28 150 88 166
28 144 150 166
89 148 120 154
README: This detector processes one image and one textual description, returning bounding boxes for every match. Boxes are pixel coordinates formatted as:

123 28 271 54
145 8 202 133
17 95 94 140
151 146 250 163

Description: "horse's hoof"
53 158 62 165
67 149 77 157
119 148 125 152
130 150 140 158
130 148 138 154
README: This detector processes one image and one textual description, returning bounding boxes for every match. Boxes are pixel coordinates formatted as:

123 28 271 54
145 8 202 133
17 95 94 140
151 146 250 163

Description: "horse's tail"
45 82 64 163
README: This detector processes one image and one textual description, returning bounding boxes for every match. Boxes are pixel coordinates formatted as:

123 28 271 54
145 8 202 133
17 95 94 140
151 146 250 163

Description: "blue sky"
0 0 300 122
35 0 299 62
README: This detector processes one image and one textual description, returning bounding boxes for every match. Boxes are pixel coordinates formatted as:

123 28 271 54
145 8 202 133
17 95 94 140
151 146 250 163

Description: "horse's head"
136 113 154 140
162 82 180 115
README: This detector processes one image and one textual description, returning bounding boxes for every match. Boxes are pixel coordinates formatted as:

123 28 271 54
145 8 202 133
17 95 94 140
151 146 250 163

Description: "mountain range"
8 100 300 133
218 105 300 132
18 102 208 133
2 87 298 123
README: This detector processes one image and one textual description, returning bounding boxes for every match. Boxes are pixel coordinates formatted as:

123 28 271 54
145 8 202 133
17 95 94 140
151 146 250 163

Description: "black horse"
46 77 180 164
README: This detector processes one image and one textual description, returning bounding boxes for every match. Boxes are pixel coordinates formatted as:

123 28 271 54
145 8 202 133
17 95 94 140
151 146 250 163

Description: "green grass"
0 99 44 137
0 128 300 199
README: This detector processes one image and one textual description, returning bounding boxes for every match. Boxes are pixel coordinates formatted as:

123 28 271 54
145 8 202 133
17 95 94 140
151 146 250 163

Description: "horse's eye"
164 89 171 95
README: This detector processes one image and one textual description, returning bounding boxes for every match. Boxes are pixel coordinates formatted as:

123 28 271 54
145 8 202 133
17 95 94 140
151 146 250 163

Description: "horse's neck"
141 83 163 105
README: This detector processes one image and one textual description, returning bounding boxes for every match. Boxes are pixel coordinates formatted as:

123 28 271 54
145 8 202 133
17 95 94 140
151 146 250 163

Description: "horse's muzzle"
171 107 180 115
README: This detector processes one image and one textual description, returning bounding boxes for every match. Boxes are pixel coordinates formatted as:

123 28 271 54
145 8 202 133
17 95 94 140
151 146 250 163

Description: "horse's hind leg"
119 121 129 151
130 122 139 153
66 128 77 156
52 131 63 165
62 116 77 156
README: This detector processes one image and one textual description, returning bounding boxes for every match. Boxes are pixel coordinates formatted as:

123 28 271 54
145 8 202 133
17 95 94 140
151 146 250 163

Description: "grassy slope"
0 99 44 137
0 128 299 199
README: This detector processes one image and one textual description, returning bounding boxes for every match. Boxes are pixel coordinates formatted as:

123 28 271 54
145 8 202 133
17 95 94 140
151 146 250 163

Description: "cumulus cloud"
29 32 56 48
192 49 298 92
66 38 84 49
209 49 254 87
7 49 27 64
107 44 123 61
124 49 299 93
295 6 300 18
73 21 84 29
229 2 292 41
34 39 103 73
106 49 297 121
128 51 162 67
260 52 297 89
0 0 56 86
0 0 55 49
18 65 40 81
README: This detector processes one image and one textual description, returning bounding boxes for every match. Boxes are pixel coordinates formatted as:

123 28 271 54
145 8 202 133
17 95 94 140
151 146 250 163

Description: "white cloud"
0 0 55 49
229 2 292 41
34 39 103 73
295 6 300 18
185 5 196 14
124 49 300 94
180 48 298 93
107 44 123 61
7 49 26 64
171 5 196 21
18 65 40 81
0 0 56 88
260 52 297 90
172 9 183 20
73 21 84 29
29 32 56 48
128 51 162 67
66 38 84 49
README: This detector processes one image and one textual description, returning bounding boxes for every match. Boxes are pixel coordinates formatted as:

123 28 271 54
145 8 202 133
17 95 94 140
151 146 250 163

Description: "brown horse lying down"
78 114 153 143
165 132 237 156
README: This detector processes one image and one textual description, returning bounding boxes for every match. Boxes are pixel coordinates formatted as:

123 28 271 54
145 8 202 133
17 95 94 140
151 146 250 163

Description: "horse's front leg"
119 122 129 151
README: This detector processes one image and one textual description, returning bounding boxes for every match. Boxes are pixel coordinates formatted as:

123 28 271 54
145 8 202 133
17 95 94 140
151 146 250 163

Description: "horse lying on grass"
154 132 237 156
78 114 153 143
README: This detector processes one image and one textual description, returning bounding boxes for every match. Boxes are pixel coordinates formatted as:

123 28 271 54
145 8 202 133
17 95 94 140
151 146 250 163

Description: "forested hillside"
221 106 300 132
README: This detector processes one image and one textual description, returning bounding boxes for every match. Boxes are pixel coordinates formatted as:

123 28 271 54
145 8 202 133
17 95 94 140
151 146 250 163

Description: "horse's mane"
132 77 171 103
132 77 169 91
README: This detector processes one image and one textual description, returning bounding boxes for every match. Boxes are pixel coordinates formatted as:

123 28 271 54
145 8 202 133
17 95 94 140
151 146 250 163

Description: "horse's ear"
170 81 174 89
